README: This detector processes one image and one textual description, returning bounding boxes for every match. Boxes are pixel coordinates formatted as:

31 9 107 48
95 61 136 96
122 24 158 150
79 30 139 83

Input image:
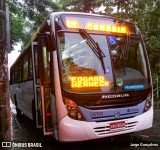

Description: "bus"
10 12 153 142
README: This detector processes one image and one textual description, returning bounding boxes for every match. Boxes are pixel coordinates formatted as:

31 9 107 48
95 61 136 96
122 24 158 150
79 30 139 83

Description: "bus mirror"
45 32 56 52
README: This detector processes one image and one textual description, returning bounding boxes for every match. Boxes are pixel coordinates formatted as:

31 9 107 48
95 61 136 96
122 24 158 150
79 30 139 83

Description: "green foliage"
59 0 103 13
20 0 61 30
8 1 25 47
59 0 113 15
137 0 160 76
8 0 61 50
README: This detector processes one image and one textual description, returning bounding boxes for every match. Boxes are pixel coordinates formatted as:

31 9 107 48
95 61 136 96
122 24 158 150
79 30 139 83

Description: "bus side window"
11 67 15 84
28 47 33 80
22 51 29 81
14 66 18 84
34 45 40 84
16 63 19 83
19 59 22 82
16 60 21 83
10 69 12 85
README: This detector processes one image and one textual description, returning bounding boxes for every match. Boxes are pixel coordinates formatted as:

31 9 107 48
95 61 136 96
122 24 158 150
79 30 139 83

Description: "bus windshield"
109 35 149 92
58 32 149 93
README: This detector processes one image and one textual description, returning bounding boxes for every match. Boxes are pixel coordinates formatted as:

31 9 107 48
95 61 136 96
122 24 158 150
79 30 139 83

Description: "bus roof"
49 12 132 24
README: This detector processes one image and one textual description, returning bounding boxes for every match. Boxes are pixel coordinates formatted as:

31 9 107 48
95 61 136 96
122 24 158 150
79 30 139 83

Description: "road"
10 103 160 150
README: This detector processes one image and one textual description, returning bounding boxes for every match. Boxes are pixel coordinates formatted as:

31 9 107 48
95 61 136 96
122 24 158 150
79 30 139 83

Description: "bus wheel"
32 100 36 126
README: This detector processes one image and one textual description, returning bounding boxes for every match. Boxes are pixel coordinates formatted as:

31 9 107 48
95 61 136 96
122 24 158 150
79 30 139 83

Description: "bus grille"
93 121 138 136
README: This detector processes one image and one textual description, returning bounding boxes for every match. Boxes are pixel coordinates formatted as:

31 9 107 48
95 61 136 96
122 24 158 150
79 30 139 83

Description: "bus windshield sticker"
116 78 123 86
108 36 117 45
106 67 111 73
124 84 144 91
70 76 110 88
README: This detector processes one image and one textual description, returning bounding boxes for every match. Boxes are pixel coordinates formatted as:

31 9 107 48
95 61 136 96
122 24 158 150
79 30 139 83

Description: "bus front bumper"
58 107 153 142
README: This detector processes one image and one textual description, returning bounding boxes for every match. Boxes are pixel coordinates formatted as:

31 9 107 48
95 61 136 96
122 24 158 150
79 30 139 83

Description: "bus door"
31 42 42 128
37 34 54 135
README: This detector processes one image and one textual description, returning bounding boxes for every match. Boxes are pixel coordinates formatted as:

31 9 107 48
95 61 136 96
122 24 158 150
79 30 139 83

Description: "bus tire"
14 96 21 116
32 100 36 127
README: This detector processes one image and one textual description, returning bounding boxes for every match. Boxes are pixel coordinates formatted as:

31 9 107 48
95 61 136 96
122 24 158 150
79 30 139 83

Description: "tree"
0 0 11 141
59 0 110 14
8 0 61 49
18 0 61 30
8 1 26 47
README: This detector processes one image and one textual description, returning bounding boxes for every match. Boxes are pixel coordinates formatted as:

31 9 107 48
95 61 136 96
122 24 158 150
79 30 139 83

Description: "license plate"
109 121 126 130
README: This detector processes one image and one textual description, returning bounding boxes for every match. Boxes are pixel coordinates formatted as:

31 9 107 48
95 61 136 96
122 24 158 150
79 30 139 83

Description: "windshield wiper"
79 29 106 74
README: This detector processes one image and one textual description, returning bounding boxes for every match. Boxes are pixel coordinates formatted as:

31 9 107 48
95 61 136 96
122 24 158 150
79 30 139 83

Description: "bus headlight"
64 98 85 121
144 92 152 112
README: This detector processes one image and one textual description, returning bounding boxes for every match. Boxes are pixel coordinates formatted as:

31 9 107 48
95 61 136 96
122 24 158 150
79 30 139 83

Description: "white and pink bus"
10 12 153 142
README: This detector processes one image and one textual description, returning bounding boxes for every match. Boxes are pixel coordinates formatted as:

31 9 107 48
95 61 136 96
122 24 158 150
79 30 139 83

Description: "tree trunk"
0 0 11 141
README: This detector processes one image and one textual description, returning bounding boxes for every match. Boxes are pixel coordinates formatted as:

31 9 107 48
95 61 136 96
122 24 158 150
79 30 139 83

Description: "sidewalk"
10 101 28 142
1 100 28 149
11 114 28 141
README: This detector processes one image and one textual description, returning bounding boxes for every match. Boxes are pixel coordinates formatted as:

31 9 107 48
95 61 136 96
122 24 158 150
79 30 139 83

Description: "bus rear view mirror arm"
45 32 56 52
